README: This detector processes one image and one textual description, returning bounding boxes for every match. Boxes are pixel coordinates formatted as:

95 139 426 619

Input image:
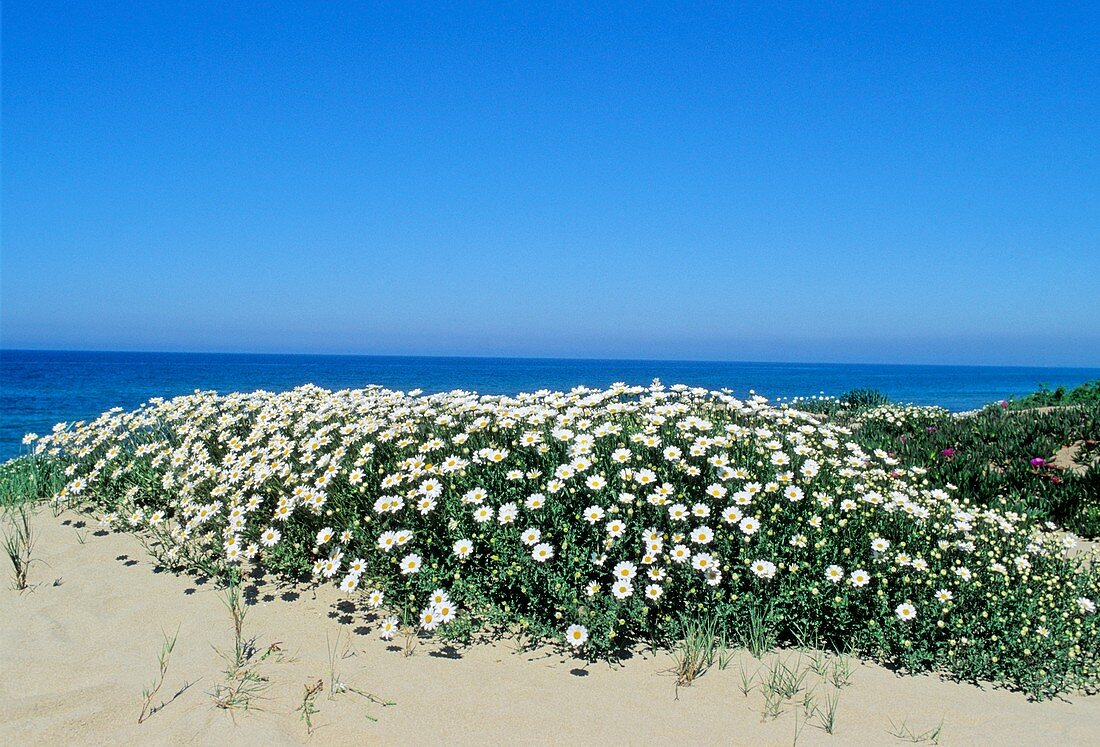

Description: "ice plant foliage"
843 401 1100 535
28 382 1100 697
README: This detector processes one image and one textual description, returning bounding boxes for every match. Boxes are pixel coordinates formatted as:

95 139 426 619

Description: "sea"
2 349 1098 463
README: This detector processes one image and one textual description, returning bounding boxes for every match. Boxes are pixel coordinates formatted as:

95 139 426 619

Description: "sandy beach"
2 508 1097 746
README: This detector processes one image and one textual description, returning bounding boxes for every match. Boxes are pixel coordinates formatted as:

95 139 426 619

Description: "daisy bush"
25 382 1100 698
849 403 952 437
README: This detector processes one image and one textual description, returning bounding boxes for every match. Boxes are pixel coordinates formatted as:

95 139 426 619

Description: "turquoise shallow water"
2 349 1098 463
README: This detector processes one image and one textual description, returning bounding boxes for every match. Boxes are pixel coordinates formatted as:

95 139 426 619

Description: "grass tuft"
670 614 719 689
3 505 35 590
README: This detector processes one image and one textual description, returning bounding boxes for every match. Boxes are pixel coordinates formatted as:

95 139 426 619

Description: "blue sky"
3 2 1098 366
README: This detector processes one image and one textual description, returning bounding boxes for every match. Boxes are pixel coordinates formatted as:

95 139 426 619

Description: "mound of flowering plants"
24 382 1100 698
847 403 1100 536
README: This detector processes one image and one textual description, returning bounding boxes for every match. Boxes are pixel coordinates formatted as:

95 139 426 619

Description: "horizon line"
2 347 1098 372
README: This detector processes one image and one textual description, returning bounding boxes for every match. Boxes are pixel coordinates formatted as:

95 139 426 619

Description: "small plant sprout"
760 681 785 722
808 649 829 677
210 576 281 711
830 651 854 689
814 687 840 735
768 653 810 699
401 614 419 658
297 679 324 734
737 659 758 697
511 623 530 655
138 627 180 724
887 716 945 744
717 642 735 671
327 632 348 696
324 631 394 721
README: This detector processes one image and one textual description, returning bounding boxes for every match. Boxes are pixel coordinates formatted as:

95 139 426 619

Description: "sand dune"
2 509 1097 745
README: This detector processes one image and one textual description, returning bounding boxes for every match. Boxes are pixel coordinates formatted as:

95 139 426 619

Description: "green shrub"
1010 380 1100 409
841 388 890 409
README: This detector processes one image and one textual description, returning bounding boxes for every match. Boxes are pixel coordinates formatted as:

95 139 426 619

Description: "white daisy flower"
531 542 554 562
565 624 589 647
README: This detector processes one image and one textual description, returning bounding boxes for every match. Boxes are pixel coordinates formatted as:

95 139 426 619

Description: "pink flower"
941 448 956 457
1030 457 1046 467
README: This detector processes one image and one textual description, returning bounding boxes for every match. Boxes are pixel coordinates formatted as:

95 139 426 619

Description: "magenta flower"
941 448 956 457
1030 457 1046 467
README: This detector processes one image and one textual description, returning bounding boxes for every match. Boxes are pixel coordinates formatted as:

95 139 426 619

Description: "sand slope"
2 509 1097 746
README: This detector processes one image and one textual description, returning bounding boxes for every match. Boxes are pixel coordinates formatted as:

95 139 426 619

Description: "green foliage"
782 395 846 417
846 403 1100 536
0 455 63 510
1010 379 1100 409
842 388 890 409
788 389 891 417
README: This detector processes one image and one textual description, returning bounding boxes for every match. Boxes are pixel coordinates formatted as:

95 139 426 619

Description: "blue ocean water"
2 349 1098 463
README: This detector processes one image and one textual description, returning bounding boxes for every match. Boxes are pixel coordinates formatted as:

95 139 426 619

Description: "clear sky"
3 2 1098 366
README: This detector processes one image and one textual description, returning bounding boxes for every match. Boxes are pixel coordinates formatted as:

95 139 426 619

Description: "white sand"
2 509 1097 745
